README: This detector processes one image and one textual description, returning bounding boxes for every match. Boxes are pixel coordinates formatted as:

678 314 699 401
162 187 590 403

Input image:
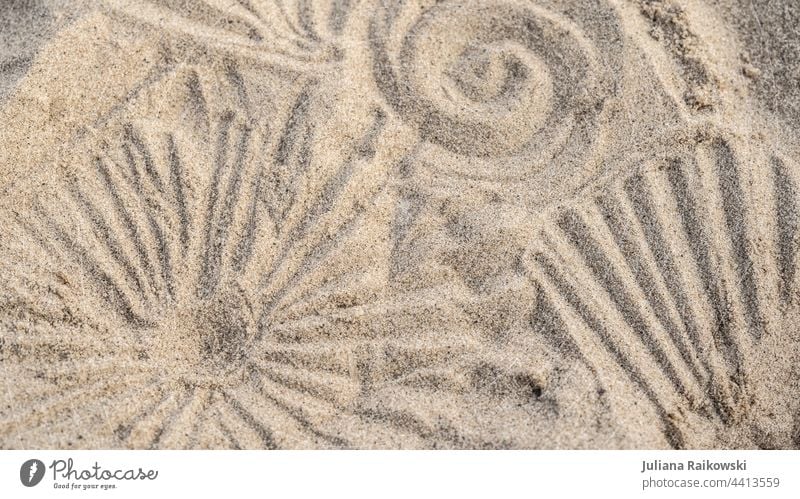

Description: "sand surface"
1 0 799 449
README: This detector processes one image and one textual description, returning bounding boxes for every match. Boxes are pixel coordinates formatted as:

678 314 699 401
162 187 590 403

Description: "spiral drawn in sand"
523 129 800 447
370 0 621 183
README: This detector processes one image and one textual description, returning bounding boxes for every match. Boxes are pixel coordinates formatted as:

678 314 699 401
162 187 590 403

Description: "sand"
0 0 798 449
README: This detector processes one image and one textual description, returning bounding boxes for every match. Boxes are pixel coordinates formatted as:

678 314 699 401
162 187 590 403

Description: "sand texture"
1 0 799 449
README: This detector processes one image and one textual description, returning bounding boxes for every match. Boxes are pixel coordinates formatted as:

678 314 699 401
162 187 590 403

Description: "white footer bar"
1 450 798 498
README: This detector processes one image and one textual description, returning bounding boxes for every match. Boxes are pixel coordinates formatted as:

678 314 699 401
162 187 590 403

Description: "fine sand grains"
0 0 799 449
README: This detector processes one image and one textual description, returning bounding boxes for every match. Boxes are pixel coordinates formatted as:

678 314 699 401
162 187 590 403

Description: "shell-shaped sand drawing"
1 0 800 449
523 128 800 448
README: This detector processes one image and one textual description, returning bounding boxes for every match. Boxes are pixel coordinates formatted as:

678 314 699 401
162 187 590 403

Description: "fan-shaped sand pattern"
523 128 800 447
1 63 391 448
1 0 800 449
